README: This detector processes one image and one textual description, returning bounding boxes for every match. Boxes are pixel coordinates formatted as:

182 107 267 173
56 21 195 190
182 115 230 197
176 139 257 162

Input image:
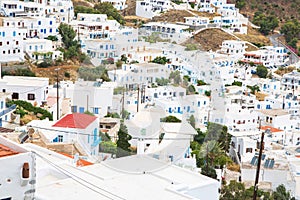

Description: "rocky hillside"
231 0 300 23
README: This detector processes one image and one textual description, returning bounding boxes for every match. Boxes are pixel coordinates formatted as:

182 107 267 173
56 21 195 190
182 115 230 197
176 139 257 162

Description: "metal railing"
0 104 16 118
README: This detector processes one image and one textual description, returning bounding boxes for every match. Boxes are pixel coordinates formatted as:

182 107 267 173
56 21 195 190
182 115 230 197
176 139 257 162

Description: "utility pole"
55 68 60 120
253 128 269 200
137 85 140 112
122 87 125 120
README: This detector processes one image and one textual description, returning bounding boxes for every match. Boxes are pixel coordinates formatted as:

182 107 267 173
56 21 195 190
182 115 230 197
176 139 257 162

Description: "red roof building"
52 113 97 129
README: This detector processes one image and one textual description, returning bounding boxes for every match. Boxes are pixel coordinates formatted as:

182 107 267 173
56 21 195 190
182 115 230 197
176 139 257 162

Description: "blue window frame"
79 107 84 113
94 108 99 114
12 31 16 37
38 21 41 25
0 101 3 109
50 21 52 25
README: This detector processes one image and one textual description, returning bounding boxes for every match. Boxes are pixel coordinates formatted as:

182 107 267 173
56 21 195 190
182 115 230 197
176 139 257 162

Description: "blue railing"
0 104 16 118
91 136 102 147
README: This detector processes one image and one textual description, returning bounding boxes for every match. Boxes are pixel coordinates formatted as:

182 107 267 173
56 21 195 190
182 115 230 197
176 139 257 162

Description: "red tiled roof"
260 126 283 133
0 144 18 158
52 113 97 129
59 152 93 167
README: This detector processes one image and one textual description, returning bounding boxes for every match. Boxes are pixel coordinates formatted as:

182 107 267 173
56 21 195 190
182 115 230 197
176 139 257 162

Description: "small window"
12 93 19 100
27 93 35 100
246 148 252 153
58 135 63 142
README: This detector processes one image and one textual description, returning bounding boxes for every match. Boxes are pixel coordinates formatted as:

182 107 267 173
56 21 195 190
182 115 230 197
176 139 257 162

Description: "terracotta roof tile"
52 113 97 129
0 144 18 158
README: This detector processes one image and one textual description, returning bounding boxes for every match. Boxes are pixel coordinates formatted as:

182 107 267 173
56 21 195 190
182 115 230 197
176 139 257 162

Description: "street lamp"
55 68 60 120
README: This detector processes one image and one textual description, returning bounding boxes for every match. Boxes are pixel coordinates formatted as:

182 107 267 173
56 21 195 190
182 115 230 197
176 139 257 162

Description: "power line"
34 152 126 200
3 119 194 141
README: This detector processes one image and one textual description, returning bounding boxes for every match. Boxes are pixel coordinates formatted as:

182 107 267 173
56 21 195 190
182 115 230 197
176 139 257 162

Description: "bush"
7 100 53 121
64 72 70 78
37 61 52 68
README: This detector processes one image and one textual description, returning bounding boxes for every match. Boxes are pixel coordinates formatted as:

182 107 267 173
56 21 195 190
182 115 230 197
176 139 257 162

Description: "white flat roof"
23 144 218 200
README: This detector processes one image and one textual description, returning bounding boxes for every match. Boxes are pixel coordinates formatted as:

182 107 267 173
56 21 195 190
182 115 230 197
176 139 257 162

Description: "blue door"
0 118 2 127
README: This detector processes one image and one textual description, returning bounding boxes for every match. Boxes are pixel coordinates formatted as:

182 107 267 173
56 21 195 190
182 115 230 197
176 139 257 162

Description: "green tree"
94 2 124 25
58 23 77 49
272 184 295 200
247 85 260 94
220 180 247 200
206 123 231 153
187 84 196 94
235 0 246 9
189 115 196 129
160 115 181 123
46 35 58 41
151 56 169 65
232 80 242 87
116 123 132 157
74 5 99 16
194 128 206 144
256 65 268 78
120 54 128 63
253 12 279 35
156 77 169 86
197 79 207 86
280 20 300 43
204 90 211 97
99 141 117 154
169 71 182 85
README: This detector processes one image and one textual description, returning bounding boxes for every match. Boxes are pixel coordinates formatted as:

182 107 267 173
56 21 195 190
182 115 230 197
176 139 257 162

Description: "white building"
0 0 74 23
0 136 36 200
242 46 289 68
184 16 210 26
23 143 220 200
0 26 26 62
136 0 171 19
224 90 258 132
28 113 100 157
63 80 114 118
257 109 297 131
197 0 227 13
109 63 171 88
23 38 63 62
71 13 139 64
218 40 247 58
0 16 59 39
0 76 49 106
281 70 300 94
140 22 192 43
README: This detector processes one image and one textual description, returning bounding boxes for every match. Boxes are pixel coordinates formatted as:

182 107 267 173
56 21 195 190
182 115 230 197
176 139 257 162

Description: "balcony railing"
0 104 16 118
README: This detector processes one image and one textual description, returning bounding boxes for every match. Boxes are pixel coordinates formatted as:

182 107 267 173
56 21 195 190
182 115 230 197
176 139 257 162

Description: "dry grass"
33 65 79 84
235 26 271 51
274 66 296 76
124 0 136 16
190 10 221 20
193 28 236 51
227 163 240 172
151 9 194 23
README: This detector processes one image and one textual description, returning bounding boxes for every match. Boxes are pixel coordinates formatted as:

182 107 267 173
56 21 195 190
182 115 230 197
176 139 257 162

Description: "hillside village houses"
70 13 139 65
0 0 300 199
136 0 172 19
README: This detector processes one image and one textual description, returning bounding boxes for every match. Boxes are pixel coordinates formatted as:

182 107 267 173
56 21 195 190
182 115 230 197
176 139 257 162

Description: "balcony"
0 104 16 118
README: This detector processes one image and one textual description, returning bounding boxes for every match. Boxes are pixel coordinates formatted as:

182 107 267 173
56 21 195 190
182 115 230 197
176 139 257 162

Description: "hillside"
231 0 300 23
152 10 194 23
192 29 237 51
